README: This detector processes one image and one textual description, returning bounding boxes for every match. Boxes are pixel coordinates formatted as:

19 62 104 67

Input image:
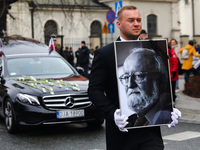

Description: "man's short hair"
189 40 194 46
81 41 86 44
117 6 137 21
140 29 147 34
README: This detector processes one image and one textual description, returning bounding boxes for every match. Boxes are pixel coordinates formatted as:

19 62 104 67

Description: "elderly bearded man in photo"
119 48 172 127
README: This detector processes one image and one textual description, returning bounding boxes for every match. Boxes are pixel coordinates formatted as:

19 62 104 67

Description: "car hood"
7 75 89 96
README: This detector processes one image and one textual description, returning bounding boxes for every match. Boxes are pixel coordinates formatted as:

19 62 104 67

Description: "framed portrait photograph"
114 39 173 129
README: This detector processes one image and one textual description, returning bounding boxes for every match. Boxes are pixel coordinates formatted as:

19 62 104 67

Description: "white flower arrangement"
8 76 80 95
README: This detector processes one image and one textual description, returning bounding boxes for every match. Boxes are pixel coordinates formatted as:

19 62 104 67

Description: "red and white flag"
49 37 55 53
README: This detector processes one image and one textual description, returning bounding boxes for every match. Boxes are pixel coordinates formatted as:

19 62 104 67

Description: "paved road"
161 122 200 150
0 118 200 150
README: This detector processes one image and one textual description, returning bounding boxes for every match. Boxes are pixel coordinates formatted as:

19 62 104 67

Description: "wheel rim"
5 101 13 130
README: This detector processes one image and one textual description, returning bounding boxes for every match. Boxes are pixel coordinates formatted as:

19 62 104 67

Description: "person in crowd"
63 46 69 61
195 44 200 53
95 45 100 50
78 41 90 78
119 48 172 127
67 47 74 67
140 29 148 40
75 48 80 67
50 34 63 57
170 39 181 92
88 5 181 150
168 42 179 104
180 40 200 83
89 48 94 70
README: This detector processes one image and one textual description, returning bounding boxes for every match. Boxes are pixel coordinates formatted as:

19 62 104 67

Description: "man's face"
170 40 176 46
121 51 159 115
140 33 147 40
81 43 85 47
53 40 57 45
116 9 142 40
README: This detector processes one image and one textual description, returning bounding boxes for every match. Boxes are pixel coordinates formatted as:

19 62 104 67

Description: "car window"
7 57 75 78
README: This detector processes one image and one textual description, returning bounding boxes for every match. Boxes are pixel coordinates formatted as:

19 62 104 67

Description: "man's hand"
168 108 182 128
114 109 128 132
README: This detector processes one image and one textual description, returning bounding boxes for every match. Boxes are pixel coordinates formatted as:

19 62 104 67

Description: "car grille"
43 93 92 110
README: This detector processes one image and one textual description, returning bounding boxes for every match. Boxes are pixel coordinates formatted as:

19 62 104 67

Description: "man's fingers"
116 115 128 128
171 112 178 120
119 127 128 132
115 109 121 115
114 109 129 132
171 115 178 124
174 108 182 118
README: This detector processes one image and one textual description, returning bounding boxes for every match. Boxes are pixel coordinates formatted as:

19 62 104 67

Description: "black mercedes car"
0 36 103 133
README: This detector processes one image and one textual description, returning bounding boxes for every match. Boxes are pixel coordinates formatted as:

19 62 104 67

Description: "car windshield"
7 56 75 78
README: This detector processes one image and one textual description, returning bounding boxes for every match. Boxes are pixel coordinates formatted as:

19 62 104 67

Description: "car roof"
1 36 58 57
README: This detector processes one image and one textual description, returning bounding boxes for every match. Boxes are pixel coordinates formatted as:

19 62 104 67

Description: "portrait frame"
114 39 173 129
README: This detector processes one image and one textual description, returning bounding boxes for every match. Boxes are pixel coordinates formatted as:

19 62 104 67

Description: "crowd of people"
49 35 99 79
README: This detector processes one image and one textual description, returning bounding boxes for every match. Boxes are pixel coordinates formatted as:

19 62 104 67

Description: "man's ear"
116 20 120 29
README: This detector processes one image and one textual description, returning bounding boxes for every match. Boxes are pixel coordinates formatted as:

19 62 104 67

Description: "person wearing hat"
78 41 90 78
140 29 148 40
50 34 63 57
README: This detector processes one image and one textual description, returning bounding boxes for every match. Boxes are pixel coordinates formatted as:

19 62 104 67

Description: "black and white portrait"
114 40 173 129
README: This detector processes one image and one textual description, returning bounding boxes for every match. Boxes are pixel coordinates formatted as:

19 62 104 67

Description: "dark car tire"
87 119 104 128
4 98 17 133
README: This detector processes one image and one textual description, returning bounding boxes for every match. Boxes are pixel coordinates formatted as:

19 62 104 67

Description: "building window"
147 14 157 39
90 20 102 47
185 0 189 5
90 21 102 37
44 20 57 45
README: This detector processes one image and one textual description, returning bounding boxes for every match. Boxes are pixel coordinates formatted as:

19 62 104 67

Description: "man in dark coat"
68 47 74 67
63 46 69 61
88 6 181 150
78 41 90 78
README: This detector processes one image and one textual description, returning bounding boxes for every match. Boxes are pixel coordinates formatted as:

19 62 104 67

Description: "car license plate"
57 109 84 119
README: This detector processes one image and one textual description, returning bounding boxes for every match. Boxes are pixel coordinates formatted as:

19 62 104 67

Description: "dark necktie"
126 114 148 127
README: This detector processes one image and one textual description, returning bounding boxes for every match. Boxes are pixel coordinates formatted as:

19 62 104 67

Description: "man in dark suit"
88 6 181 150
78 41 90 78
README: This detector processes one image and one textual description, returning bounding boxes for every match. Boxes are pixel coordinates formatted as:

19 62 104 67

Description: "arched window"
147 14 157 39
90 21 102 37
90 20 102 47
44 20 57 45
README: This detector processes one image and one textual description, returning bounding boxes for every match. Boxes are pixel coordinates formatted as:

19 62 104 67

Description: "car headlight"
17 93 40 106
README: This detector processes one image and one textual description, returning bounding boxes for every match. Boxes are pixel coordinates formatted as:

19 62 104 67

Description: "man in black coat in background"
88 6 181 150
68 47 74 67
78 41 90 78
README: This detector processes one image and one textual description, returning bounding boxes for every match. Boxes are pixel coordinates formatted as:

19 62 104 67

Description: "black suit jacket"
88 37 162 150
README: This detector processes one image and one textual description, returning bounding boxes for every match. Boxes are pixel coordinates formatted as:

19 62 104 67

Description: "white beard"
127 81 159 115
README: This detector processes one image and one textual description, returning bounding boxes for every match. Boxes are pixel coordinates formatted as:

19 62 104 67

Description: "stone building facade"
3 0 200 50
